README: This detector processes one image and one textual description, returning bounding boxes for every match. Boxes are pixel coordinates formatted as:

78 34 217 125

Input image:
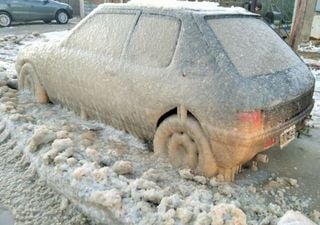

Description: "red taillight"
238 110 263 131
264 137 276 149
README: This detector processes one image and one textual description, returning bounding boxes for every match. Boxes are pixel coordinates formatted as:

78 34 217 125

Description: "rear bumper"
205 101 314 168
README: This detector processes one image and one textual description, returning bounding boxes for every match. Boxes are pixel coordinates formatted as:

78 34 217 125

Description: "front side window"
66 13 136 58
126 14 181 68
207 17 301 77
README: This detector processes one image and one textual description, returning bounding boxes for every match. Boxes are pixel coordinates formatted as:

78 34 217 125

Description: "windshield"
206 17 301 77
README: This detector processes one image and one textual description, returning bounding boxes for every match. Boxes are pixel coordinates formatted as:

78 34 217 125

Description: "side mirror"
43 0 49 4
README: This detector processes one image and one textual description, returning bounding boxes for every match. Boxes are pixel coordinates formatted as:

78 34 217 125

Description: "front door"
7 0 30 21
45 11 140 129
27 0 53 21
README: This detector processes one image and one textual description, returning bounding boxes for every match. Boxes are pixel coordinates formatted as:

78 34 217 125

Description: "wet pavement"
0 18 80 36
0 208 14 225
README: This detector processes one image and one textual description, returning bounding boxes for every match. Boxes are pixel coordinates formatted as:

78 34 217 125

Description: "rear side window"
126 14 181 67
66 13 136 58
207 17 301 77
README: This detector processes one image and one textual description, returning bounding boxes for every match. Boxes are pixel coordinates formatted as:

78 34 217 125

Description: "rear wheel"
55 10 69 24
0 12 11 27
18 63 48 103
153 115 218 177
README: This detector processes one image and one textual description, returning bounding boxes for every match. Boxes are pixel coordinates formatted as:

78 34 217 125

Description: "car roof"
96 0 257 16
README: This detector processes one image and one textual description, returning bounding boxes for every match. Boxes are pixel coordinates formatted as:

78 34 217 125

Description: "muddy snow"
0 33 319 225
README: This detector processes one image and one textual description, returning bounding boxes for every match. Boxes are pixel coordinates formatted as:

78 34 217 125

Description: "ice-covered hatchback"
16 0 315 181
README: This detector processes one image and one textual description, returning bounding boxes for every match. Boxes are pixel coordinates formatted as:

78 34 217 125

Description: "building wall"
56 0 81 16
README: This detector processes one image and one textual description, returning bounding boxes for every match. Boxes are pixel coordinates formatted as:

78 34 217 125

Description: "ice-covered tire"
55 10 69 24
0 12 11 27
18 63 48 103
153 115 218 177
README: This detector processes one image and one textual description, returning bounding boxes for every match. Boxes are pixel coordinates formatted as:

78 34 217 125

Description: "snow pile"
128 0 218 10
126 0 249 14
0 31 319 225
42 30 70 41
0 89 315 224
278 211 317 225
310 68 320 126
299 42 320 53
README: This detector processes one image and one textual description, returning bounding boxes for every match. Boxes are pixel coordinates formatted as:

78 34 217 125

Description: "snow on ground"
0 32 319 225
299 42 320 53
299 42 320 127
113 0 252 15
310 69 320 127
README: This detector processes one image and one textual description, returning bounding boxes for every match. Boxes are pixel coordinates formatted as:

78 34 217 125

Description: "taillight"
264 137 276 149
238 110 264 131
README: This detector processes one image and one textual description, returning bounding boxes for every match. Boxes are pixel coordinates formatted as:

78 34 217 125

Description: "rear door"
120 12 182 138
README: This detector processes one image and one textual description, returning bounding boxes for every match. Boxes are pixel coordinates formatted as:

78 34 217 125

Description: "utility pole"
250 0 257 13
289 0 317 50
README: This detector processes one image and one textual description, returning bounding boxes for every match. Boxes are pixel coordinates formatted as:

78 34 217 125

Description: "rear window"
207 17 301 77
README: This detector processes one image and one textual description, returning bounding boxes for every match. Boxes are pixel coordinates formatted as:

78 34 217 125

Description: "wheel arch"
18 62 49 103
0 10 12 17
55 8 70 19
0 10 13 23
156 106 201 128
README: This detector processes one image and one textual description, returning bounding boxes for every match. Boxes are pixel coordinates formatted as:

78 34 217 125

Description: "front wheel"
18 63 48 103
0 12 12 27
153 115 218 177
56 10 69 24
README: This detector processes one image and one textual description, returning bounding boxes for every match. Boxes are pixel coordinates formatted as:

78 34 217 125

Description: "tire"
153 115 218 177
0 12 11 27
18 63 48 104
55 10 69 24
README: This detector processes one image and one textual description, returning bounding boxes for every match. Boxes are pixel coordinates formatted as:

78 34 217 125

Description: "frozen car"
16 1 315 181
0 0 73 27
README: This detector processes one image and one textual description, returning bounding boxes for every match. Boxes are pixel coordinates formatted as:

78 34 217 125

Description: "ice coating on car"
128 0 221 11
15 2 315 183
105 0 253 15
207 17 301 77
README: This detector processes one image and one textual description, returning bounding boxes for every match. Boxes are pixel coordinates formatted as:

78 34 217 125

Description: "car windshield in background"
206 17 301 78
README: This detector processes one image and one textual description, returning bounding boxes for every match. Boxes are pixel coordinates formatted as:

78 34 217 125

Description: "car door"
27 0 53 21
6 0 30 21
120 12 183 138
44 11 140 129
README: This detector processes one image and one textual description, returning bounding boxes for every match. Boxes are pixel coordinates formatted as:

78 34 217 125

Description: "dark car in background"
0 0 73 27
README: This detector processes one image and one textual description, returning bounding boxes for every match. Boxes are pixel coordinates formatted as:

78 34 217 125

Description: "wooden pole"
250 0 257 13
289 0 316 50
